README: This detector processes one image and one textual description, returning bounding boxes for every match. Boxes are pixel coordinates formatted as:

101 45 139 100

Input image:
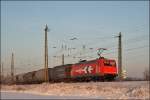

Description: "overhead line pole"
62 54 64 65
0 62 3 83
11 53 14 82
0 63 1 76
44 24 49 82
61 44 64 65
1 63 3 77
118 32 122 80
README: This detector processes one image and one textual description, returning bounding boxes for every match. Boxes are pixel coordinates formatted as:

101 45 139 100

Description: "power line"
11 46 148 74
125 35 148 44
125 45 149 52
58 28 148 55
120 24 147 33
11 28 149 74
52 35 116 57
70 43 148 65
13 43 148 72
58 44 148 64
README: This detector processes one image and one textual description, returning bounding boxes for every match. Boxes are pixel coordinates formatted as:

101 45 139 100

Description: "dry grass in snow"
1 81 149 99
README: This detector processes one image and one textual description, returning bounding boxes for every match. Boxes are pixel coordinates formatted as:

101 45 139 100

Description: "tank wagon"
14 57 118 84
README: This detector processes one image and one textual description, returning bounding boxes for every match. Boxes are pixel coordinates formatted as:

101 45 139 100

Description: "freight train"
13 57 117 84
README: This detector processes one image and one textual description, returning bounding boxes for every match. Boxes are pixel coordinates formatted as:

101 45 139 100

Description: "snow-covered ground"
1 91 102 99
1 81 149 99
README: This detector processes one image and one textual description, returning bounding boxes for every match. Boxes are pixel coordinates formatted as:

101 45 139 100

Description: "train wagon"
15 74 25 84
23 71 36 84
33 68 52 83
14 68 52 84
71 57 117 81
51 64 72 82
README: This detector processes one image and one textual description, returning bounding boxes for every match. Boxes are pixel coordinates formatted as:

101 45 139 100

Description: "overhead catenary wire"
52 32 148 61
51 32 144 61
70 40 148 61
4 24 148 75
50 37 148 66
70 45 149 63
49 23 148 57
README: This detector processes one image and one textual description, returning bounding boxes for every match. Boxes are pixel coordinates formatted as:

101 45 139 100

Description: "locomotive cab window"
104 60 116 66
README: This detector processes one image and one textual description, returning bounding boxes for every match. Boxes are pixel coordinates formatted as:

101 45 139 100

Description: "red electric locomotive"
71 57 117 81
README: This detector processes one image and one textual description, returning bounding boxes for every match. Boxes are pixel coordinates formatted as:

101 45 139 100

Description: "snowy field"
1 92 102 99
1 81 149 99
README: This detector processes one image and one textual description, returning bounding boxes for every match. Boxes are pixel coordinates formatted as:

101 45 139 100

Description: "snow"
1 91 102 99
1 81 149 99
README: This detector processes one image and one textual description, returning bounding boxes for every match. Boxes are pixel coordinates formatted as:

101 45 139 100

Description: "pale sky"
1 1 149 78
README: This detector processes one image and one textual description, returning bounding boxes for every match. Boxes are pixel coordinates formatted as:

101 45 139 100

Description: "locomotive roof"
73 57 115 65
74 58 99 65
53 64 72 68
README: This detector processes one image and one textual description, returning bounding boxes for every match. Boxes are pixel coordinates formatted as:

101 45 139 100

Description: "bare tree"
143 68 149 81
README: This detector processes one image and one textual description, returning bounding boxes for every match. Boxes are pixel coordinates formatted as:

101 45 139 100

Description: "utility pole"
118 32 122 80
0 63 2 84
0 62 3 82
0 63 1 77
1 63 3 78
11 53 14 82
0 62 4 83
61 44 65 65
62 54 64 65
44 24 49 82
